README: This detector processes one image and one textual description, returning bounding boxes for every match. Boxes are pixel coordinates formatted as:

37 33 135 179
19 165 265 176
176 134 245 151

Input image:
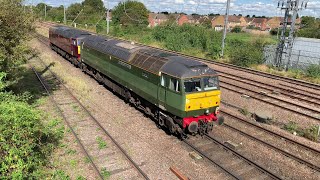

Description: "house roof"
149 13 168 20
252 18 267 23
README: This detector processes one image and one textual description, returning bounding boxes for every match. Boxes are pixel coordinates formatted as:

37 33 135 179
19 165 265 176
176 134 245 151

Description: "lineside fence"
264 37 320 70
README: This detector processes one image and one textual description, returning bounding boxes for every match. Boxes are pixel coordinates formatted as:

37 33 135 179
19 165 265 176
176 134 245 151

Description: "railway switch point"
189 151 202 160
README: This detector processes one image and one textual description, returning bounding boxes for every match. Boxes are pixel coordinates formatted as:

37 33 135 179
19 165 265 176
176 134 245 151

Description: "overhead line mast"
275 0 308 70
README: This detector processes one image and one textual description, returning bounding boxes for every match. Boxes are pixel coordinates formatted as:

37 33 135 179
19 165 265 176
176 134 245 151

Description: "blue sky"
26 0 320 17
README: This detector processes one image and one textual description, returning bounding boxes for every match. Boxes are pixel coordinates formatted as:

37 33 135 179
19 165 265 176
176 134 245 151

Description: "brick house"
251 18 268 30
266 17 282 30
148 13 168 28
239 16 248 27
211 15 242 31
177 14 195 25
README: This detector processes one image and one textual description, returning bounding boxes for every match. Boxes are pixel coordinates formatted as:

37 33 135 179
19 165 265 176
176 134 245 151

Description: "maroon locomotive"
49 26 91 66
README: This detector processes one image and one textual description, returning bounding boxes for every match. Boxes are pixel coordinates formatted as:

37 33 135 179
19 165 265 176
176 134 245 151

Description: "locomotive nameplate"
118 61 131 69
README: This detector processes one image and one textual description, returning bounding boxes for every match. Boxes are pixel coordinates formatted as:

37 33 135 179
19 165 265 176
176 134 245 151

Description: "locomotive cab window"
184 79 201 93
169 78 180 92
161 75 165 87
203 76 219 91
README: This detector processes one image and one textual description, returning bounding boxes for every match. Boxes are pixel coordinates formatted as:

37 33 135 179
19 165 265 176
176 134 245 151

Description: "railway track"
29 55 149 180
218 72 320 106
220 82 320 122
184 135 281 180
36 21 320 179
219 107 320 172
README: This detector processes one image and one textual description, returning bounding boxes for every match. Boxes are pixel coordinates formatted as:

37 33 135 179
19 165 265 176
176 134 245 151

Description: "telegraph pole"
106 0 110 34
44 4 47 20
221 0 231 57
64 4 67 24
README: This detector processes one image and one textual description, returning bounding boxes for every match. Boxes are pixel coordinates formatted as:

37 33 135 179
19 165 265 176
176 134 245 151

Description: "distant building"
177 14 195 25
251 18 268 30
265 17 301 30
148 13 168 28
211 15 244 31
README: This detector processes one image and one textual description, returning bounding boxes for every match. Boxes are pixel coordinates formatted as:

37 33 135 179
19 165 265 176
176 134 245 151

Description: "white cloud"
27 0 320 17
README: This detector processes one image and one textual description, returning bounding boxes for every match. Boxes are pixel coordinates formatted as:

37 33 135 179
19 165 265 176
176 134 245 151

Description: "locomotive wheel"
166 117 175 134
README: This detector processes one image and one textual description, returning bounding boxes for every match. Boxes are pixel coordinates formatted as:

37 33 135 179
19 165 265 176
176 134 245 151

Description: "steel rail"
29 65 104 180
204 135 282 180
220 102 320 156
182 140 242 180
221 119 320 172
220 80 320 115
218 72 320 105
220 84 320 122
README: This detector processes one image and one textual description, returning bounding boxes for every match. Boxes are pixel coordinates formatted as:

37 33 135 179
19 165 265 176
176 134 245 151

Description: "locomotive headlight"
215 107 220 115
205 109 210 115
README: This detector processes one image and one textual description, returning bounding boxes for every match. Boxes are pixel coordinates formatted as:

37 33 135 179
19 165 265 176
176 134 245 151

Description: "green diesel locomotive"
80 35 222 136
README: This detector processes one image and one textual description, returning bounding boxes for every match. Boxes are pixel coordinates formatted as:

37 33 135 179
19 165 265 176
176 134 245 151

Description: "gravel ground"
220 108 320 166
30 38 233 180
220 75 320 110
220 85 320 132
209 64 320 95
33 25 320 179
35 84 99 179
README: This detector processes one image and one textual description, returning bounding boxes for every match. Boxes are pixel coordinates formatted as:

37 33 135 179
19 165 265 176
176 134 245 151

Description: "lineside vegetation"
0 0 64 178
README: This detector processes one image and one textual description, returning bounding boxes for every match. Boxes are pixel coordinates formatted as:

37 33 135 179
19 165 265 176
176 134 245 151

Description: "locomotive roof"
83 35 143 62
83 35 217 78
50 26 91 39
160 56 217 78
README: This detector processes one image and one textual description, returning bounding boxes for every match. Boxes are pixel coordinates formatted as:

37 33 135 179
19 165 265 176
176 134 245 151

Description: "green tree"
0 0 33 78
47 6 64 22
112 1 149 27
35 3 52 19
67 3 83 21
201 18 212 29
82 0 104 13
301 16 316 28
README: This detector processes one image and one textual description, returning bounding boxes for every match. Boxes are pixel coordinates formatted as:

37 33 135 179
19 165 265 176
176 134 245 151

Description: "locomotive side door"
158 74 167 110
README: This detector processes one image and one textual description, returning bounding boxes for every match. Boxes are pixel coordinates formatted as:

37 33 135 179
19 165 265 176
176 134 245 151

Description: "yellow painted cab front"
183 76 220 114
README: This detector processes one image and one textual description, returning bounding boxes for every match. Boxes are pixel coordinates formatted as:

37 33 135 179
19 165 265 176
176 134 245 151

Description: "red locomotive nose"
183 113 217 128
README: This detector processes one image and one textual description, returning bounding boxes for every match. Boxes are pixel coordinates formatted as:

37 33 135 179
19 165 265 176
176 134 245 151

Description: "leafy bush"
0 73 62 178
231 26 242 33
303 125 319 142
0 100 62 178
152 24 222 57
228 41 262 67
283 121 299 133
306 65 320 78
